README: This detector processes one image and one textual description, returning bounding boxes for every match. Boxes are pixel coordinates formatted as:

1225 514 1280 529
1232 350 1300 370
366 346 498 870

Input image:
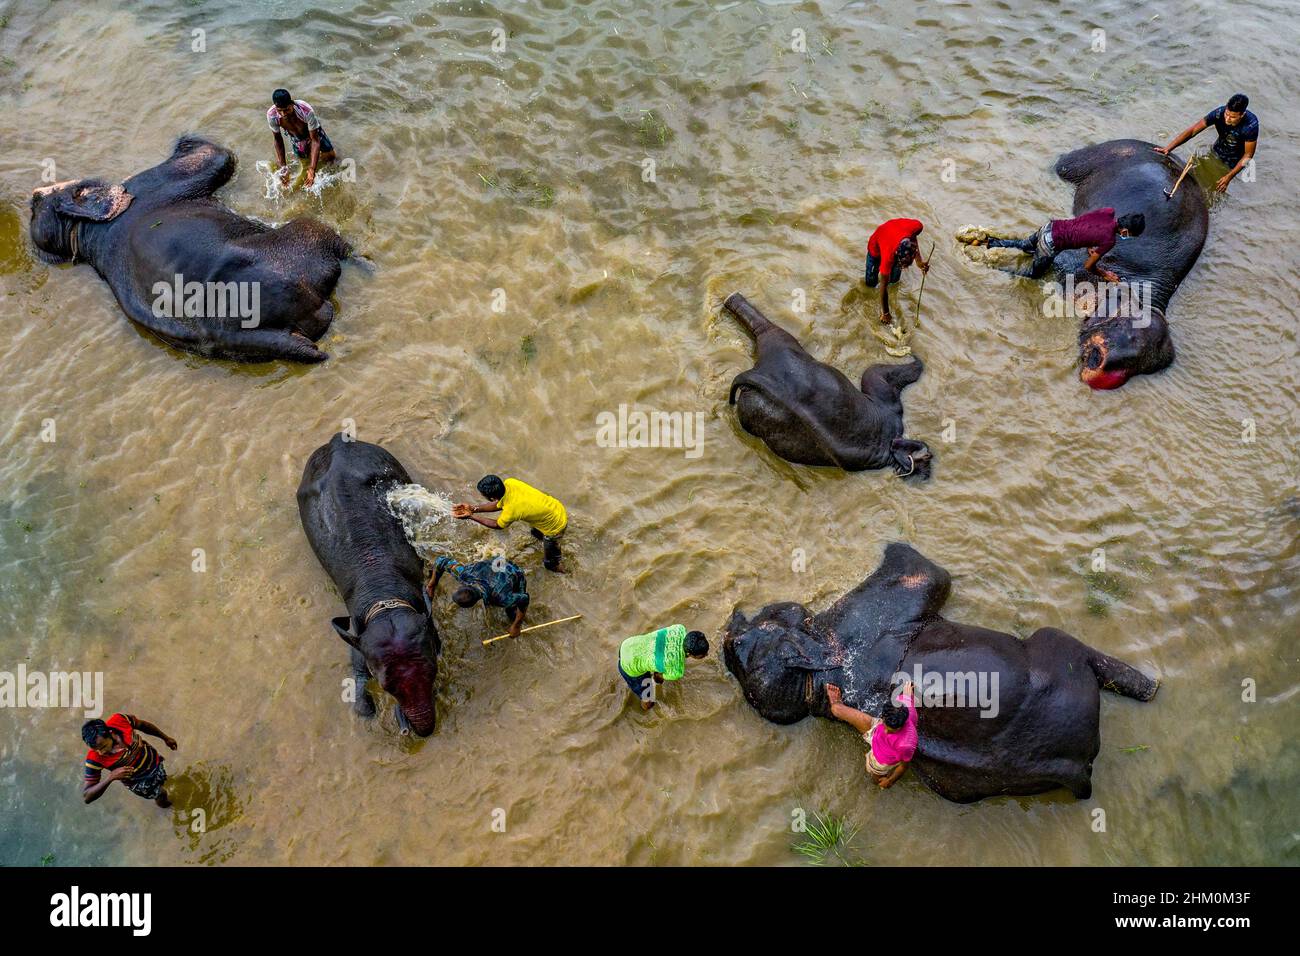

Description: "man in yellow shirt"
453 474 569 572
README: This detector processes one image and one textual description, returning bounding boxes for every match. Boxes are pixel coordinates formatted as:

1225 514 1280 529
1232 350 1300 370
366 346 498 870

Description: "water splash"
254 159 347 202
385 483 455 561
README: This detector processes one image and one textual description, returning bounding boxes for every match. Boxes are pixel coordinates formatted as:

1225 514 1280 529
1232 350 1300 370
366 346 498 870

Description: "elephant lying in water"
1054 139 1208 389
297 435 439 736
30 136 350 362
723 293 932 477
724 542 1159 802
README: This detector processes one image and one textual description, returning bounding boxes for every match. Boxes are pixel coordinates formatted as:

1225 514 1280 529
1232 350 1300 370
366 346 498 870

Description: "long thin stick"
482 614 583 646
914 241 936 328
1165 151 1196 199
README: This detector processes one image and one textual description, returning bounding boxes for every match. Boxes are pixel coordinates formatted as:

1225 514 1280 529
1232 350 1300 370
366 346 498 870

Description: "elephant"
722 292 932 477
723 542 1159 802
297 434 439 736
1052 139 1209 389
29 136 350 363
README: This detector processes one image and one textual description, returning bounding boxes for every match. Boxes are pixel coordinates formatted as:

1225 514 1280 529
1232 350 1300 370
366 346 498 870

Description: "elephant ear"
57 181 133 221
331 616 362 649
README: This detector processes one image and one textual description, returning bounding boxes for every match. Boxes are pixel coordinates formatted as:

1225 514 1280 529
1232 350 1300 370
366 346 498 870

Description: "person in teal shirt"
618 624 709 710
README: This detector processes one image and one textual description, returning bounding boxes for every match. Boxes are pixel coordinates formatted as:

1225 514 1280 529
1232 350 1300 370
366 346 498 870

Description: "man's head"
81 719 114 753
451 586 481 608
476 475 506 503
1116 212 1145 239
1224 93 1249 125
896 237 918 267
685 630 710 659
881 699 909 731
272 88 294 118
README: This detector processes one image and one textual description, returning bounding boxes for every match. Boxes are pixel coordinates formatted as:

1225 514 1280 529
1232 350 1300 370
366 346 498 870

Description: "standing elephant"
297 435 439 737
1053 139 1209 389
723 293 932 477
29 136 350 362
723 542 1159 802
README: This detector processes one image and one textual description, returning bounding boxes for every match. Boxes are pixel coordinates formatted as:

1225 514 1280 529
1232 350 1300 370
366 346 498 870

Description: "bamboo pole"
482 614 583 646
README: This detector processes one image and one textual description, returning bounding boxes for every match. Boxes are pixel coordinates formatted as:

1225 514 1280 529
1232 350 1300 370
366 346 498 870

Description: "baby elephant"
297 435 440 736
723 293 931 477
30 136 350 363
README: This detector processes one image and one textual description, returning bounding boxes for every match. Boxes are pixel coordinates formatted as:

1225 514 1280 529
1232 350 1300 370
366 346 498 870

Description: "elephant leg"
861 356 924 403
350 647 376 718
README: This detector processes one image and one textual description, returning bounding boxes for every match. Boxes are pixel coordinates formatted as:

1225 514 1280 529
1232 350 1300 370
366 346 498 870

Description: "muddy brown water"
1 1 1296 866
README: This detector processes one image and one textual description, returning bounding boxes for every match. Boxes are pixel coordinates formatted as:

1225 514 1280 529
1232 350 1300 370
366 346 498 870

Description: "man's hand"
653 673 664 684
1100 269 1121 283
825 684 843 707
917 260 929 275
1152 145 1171 156
902 680 914 697
161 735 178 751
305 168 316 187
1214 174 1232 193
452 503 473 519
508 622 522 639
107 766 132 782
277 165 291 185
880 312 892 325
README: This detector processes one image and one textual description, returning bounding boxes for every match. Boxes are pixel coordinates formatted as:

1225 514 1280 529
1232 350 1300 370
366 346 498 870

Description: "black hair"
81 719 109 746
896 237 917 260
477 475 506 500
451 586 481 608
881 699 909 730
1226 93 1249 112
1116 212 1145 237
684 630 709 657
272 88 293 107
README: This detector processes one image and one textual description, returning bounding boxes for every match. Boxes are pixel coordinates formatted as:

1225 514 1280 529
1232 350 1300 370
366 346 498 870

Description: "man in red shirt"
969 208 1145 281
865 218 929 325
81 713 178 809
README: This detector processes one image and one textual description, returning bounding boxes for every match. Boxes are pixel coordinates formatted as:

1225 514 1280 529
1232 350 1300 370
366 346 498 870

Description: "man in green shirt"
618 624 709 711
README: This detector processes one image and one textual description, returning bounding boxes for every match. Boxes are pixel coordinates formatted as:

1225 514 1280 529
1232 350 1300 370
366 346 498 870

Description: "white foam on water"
384 483 456 562
254 159 347 202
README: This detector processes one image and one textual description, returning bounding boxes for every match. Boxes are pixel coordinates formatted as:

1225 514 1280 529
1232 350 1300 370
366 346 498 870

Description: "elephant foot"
353 691 377 719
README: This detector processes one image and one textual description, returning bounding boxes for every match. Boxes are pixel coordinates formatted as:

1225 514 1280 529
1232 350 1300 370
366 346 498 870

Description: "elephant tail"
1087 648 1159 701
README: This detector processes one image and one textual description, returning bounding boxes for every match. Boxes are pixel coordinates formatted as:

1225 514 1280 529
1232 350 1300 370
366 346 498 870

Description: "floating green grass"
791 811 864 867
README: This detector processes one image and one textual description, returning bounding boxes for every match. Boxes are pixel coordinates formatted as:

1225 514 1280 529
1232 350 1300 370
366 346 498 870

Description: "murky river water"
1 0 1296 866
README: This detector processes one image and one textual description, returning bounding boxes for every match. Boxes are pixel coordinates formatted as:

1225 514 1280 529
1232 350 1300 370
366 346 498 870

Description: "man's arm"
824 684 875 736
508 607 525 638
1216 139 1255 193
272 131 289 182
83 766 131 804
1154 117 1208 155
305 129 323 186
878 275 892 324
877 762 908 789
1083 249 1120 283
426 564 446 596
463 514 503 530
133 719 177 750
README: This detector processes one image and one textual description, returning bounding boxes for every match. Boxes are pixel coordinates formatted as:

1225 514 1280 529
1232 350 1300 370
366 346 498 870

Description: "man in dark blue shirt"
426 554 530 638
1154 93 1259 193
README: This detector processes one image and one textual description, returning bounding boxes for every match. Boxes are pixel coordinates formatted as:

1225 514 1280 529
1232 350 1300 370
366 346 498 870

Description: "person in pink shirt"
825 681 917 789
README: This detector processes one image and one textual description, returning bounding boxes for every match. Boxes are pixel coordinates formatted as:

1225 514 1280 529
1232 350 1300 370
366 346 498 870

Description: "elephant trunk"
722 292 775 339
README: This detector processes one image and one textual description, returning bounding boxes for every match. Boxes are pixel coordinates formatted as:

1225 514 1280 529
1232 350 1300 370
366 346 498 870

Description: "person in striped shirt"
81 713 177 809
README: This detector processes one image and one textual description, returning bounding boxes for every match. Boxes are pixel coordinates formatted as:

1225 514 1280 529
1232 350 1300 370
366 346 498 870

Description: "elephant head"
1078 307 1174 391
724 602 840 725
333 608 439 737
30 179 133 261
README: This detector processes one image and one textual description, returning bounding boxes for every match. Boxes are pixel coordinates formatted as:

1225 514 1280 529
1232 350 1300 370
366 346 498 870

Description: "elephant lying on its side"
297 435 439 736
723 293 931 477
1053 139 1209 389
724 543 1159 802
30 136 350 362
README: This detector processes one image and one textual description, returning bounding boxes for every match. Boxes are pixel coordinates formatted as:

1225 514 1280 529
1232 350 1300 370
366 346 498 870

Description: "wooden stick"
914 242 936 328
482 614 583 646
1165 151 1196 199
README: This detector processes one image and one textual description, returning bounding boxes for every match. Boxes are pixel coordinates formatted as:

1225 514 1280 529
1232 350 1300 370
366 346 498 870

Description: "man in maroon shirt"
969 207 1144 281
865 217 930 325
